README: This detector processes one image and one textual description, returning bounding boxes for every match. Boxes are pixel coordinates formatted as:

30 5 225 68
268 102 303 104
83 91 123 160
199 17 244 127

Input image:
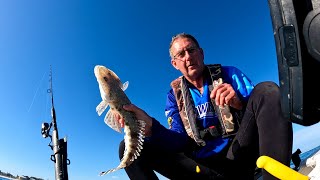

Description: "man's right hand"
117 104 153 137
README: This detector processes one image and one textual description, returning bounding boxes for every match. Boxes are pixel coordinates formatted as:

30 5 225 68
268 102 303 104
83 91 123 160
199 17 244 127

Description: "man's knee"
251 81 280 99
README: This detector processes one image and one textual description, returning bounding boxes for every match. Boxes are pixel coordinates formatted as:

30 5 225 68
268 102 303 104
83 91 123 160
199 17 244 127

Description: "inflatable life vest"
170 64 242 146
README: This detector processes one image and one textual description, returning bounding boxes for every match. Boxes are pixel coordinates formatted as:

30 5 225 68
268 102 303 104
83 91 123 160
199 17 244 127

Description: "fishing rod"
41 65 70 180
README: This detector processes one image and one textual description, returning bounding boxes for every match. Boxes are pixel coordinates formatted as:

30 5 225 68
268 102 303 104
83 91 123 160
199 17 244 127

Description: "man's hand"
116 104 153 137
210 83 243 110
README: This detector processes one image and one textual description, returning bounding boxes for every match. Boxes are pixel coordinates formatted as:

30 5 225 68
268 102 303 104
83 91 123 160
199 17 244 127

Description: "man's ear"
171 59 179 70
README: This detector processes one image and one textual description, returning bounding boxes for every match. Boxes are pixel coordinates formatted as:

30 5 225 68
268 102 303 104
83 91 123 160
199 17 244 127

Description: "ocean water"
290 145 320 168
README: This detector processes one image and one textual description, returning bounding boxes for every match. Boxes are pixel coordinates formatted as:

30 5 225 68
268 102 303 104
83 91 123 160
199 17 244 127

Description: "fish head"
94 65 121 100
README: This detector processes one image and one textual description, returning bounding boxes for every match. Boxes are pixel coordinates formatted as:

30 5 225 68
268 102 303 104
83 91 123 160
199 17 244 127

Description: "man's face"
170 37 204 80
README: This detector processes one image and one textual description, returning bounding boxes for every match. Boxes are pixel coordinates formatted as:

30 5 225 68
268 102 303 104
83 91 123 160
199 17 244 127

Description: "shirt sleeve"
222 66 255 102
148 118 189 152
164 89 187 134
144 89 189 153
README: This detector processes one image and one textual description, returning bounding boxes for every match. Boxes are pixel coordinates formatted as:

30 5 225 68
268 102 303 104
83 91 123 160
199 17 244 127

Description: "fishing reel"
41 122 52 138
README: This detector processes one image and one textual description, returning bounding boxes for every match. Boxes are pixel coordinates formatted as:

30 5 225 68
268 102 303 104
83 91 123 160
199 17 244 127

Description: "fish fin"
96 100 109 116
121 81 129 91
128 120 146 162
137 119 146 144
138 120 146 135
104 109 122 133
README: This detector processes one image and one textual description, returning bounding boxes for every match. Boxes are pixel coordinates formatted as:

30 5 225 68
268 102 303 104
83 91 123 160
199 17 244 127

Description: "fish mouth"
94 65 105 77
94 65 102 73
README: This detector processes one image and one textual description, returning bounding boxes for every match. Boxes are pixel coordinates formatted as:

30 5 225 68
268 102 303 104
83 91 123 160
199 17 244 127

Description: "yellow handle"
256 155 309 180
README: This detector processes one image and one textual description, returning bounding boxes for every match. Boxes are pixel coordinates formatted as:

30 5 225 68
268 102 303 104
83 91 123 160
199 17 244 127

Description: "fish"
94 65 146 176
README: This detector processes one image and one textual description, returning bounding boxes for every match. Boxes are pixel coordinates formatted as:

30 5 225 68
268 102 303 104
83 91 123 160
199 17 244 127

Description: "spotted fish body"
94 65 145 176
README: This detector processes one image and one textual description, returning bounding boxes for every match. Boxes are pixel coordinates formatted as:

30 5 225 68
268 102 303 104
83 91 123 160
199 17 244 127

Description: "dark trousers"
119 82 293 180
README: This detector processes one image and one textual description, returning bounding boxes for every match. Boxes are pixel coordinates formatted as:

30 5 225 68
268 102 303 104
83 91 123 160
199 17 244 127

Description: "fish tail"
99 166 122 176
100 119 146 176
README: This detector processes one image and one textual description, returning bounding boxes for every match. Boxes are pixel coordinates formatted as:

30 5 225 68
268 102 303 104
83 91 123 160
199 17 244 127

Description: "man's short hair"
169 33 200 58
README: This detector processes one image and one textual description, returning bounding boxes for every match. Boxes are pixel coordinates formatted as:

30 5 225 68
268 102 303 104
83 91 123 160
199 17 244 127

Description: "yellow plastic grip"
196 165 200 173
256 155 309 180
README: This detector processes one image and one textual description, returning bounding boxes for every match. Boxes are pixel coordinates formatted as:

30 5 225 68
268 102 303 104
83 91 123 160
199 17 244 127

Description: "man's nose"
184 50 191 61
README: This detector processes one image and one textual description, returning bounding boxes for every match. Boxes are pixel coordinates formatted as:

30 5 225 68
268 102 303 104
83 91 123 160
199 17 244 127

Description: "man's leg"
119 140 225 180
227 81 293 180
119 140 158 180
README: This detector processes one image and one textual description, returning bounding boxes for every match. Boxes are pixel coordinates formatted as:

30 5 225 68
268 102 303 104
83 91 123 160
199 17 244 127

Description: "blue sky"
1 0 319 180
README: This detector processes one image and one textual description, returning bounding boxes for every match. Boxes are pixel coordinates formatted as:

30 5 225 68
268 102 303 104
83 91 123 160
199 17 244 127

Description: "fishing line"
44 86 50 120
27 70 48 113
